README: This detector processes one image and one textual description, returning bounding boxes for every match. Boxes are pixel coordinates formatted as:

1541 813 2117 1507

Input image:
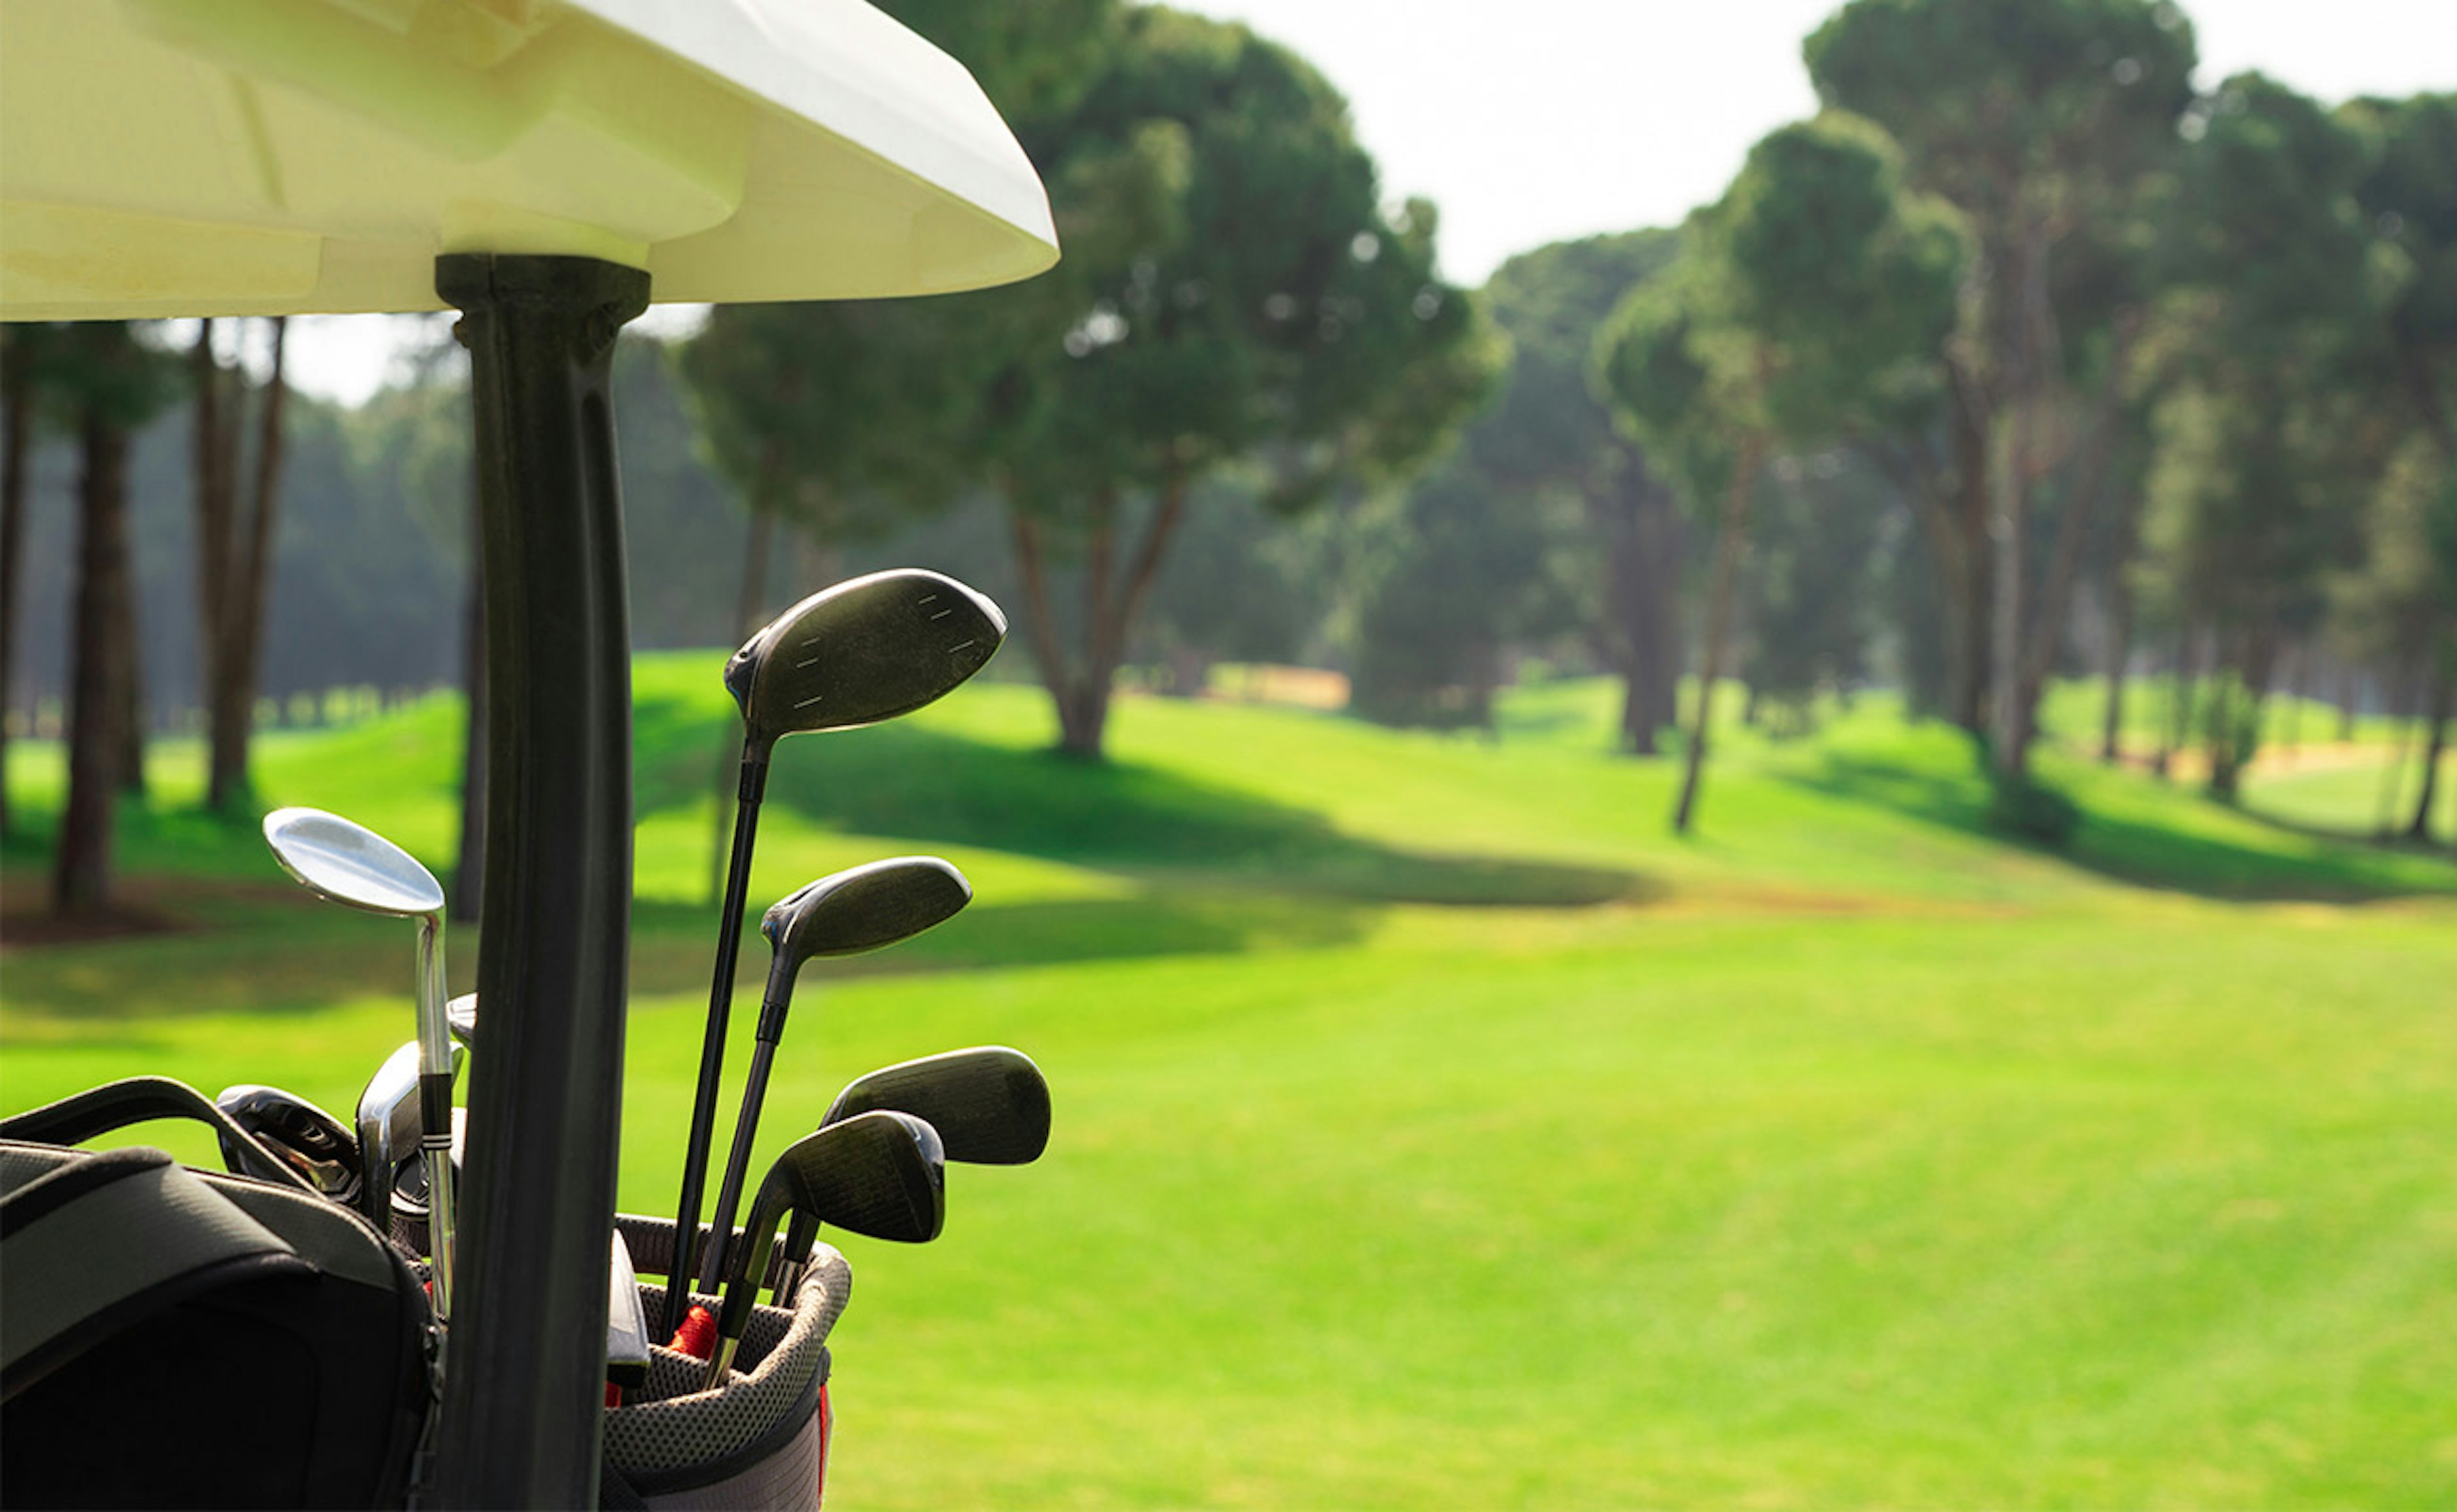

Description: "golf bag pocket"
601 1214 849 1511
0 1077 434 1511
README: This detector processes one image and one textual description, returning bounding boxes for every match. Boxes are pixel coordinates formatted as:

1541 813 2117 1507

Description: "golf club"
691 857 972 1301
821 1046 1050 1165
774 1046 1052 1300
607 1232 650 1393
667 568 1003 1335
704 1110 944 1389
357 1039 466 1239
385 1105 468 1238
265 806 461 1323
216 1084 364 1207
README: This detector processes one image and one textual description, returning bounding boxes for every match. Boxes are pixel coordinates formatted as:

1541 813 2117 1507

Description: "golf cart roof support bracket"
426 251 648 1510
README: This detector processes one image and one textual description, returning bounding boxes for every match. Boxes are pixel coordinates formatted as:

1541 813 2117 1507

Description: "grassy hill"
4 661 2453 1507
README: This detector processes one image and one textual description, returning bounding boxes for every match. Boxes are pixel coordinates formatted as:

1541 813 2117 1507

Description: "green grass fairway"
4 665 2454 1508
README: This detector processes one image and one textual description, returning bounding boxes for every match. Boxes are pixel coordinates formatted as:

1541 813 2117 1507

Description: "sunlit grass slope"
4 660 2453 1508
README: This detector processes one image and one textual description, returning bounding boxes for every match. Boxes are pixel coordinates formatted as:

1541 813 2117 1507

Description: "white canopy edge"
1 0 1058 319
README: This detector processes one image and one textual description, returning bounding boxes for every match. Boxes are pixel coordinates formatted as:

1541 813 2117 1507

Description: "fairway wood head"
263 807 444 921
724 568 1005 755
761 857 971 990
824 1047 1050 1166
217 1085 363 1205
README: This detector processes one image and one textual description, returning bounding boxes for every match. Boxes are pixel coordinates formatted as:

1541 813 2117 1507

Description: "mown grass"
3 662 2453 1508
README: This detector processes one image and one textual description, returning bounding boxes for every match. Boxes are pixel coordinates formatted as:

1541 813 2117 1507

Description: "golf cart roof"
0 0 1060 320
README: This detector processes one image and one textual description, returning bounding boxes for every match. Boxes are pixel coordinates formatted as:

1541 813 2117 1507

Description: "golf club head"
724 569 1005 755
262 807 444 921
216 1085 364 1206
355 1039 464 1233
764 1109 946 1250
707 1111 944 1385
823 1047 1050 1166
762 857 972 982
446 992 477 1049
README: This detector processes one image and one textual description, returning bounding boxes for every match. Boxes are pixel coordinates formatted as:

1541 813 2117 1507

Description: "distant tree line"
1351 0 2455 843
8 0 2451 922
1 331 755 916
670 0 2451 843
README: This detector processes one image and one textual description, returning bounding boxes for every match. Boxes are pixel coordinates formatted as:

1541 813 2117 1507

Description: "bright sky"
280 0 2457 407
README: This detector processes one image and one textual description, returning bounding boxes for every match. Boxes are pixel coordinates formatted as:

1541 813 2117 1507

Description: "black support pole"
428 253 649 1509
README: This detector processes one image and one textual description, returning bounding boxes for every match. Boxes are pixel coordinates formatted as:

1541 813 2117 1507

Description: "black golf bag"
0 1078 436 1510
1 1079 850 1511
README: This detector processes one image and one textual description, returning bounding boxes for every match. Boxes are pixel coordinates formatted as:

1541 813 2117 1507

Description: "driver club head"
823 1047 1050 1166
724 569 1005 757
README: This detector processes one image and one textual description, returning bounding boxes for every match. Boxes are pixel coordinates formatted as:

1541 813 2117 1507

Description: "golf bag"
598 1215 847 1511
0 1078 435 1511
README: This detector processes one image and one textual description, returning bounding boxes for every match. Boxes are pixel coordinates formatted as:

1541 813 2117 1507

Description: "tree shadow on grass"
1785 751 2457 902
625 887 1386 998
0 887 445 1028
633 696 1658 912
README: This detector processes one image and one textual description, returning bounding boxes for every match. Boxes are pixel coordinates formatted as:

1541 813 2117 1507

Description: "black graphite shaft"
696 1035 781 1293
661 758 767 1338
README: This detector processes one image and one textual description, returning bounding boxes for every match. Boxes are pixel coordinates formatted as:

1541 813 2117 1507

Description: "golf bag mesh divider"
0 1078 434 1511
601 1214 847 1511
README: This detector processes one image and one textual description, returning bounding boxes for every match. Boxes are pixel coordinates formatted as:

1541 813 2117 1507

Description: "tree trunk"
208 317 287 814
2010 322 2131 765
118 641 147 798
2374 661 2417 836
2275 640 2303 756
1012 472 1192 763
2098 559 2134 765
0 344 31 840
1603 493 1653 753
452 485 487 924
55 406 133 918
1598 455 1676 756
1164 644 1210 699
2406 664 2452 843
1671 436 1763 836
1987 411 2028 775
1945 370 1992 736
1988 223 2056 779
1642 492 1683 740
2207 624 2278 804
2154 623 2200 781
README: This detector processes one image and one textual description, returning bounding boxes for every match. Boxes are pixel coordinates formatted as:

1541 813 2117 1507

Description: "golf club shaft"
414 913 456 1323
771 1210 819 1305
704 1185 795 1390
696 1035 780 1293
664 758 767 1335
